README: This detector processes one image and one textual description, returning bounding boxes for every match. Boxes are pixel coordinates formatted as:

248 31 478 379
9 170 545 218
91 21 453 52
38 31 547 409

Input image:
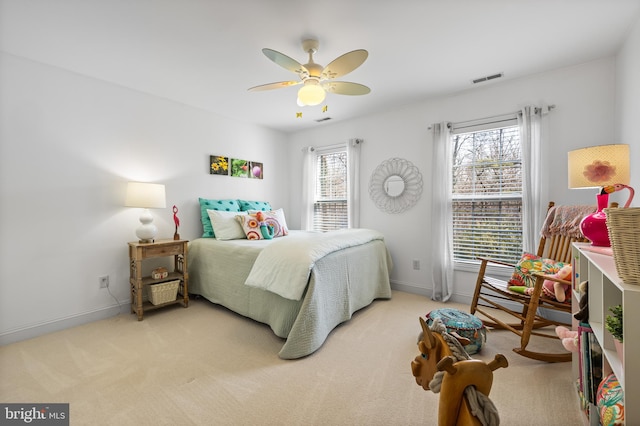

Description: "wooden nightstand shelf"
128 239 189 320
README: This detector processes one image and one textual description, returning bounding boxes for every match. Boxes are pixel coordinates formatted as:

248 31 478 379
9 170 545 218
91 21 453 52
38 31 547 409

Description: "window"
313 148 348 231
451 124 523 265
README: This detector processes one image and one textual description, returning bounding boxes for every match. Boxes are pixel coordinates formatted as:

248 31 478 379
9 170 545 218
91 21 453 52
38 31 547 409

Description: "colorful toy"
411 317 508 426
255 211 275 240
541 264 573 302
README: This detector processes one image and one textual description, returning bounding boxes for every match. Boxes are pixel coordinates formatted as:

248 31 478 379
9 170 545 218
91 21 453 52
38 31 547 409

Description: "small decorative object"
210 155 229 175
369 157 423 214
567 144 632 247
151 267 168 280
172 205 180 240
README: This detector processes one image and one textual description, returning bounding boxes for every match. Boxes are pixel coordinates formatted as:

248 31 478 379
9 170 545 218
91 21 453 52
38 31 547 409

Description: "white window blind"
313 149 348 231
451 123 523 264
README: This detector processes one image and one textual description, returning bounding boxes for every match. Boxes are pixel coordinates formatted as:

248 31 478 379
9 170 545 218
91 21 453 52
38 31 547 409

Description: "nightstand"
128 239 189 320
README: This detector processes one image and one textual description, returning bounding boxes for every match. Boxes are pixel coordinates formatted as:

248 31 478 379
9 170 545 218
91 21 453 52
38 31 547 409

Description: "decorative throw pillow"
508 252 566 288
199 198 241 238
238 199 272 212
236 209 288 240
207 210 248 240
259 208 289 238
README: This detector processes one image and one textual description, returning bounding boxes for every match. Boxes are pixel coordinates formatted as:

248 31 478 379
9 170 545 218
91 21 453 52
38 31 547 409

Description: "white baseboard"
390 280 431 297
0 300 130 346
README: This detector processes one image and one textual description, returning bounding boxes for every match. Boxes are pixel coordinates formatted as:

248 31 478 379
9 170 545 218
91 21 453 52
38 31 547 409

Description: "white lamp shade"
297 82 326 106
568 144 630 188
125 182 166 208
125 182 166 242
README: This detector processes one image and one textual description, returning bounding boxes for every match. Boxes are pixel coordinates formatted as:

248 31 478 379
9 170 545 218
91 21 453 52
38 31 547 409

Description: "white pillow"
269 208 289 237
207 210 248 240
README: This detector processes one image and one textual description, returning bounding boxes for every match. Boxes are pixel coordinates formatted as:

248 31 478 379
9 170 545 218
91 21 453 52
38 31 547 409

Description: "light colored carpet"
0 291 583 425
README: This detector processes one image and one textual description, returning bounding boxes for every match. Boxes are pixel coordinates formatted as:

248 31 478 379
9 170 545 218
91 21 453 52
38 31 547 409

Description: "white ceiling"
2 0 639 134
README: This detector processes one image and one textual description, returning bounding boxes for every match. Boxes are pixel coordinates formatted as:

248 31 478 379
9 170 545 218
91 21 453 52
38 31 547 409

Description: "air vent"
472 72 504 84
315 117 332 122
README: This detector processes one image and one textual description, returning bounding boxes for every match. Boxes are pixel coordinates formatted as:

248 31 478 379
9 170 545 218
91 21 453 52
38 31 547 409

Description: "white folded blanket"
244 228 385 300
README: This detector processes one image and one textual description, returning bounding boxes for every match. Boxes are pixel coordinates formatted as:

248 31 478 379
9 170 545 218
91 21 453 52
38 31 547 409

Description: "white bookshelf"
572 242 640 425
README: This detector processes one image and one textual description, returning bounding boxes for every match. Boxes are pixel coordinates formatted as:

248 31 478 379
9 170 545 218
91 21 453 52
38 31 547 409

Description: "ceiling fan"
248 39 370 106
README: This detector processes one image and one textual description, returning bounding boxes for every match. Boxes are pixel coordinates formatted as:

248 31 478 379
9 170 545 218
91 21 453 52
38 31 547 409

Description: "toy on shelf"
411 317 508 426
574 281 589 323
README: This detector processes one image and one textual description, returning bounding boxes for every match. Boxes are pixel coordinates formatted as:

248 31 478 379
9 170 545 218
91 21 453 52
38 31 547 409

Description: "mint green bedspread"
187 231 393 359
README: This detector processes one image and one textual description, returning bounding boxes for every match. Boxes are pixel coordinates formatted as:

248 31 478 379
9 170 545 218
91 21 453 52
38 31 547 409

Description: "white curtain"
300 147 316 231
347 138 362 228
519 106 544 252
430 123 453 302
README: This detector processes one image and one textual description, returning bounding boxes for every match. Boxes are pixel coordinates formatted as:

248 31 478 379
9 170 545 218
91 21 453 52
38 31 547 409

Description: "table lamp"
125 182 166 243
568 144 633 246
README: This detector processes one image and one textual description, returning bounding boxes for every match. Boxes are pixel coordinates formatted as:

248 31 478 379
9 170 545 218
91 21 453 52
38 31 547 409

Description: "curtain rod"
428 105 556 130
301 139 362 153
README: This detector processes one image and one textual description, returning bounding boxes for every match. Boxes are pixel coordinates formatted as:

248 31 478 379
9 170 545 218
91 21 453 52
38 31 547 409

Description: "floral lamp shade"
568 144 630 188
567 144 631 247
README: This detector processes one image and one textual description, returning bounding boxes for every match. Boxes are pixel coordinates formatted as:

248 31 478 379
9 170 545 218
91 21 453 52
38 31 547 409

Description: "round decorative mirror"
369 158 423 213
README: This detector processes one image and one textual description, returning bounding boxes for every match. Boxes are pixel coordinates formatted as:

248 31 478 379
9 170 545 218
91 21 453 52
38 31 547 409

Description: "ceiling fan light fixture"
297 81 325 106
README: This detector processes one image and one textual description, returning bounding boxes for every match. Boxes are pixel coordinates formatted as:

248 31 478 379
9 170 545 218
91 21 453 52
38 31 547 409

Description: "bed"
187 229 393 359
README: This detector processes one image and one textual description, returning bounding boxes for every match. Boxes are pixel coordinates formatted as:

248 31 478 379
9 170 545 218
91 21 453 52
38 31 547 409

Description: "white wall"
0 53 290 343
287 57 625 302
616 15 640 193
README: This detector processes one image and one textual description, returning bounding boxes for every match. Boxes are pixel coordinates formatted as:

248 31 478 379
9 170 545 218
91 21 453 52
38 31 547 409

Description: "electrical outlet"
99 275 110 289
412 259 420 270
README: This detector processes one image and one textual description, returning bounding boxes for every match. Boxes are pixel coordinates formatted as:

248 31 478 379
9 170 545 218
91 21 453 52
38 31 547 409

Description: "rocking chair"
469 202 593 363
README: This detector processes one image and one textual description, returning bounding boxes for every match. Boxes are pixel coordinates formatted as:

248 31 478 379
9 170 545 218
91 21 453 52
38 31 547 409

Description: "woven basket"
148 280 180 305
605 207 640 285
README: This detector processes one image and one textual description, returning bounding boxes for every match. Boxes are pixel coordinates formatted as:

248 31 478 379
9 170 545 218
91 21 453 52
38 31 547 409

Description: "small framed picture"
230 158 249 178
249 162 263 179
210 155 229 175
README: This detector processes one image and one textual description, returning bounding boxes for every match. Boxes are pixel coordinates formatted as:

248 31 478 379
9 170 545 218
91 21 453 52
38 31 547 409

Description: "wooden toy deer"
411 317 509 426
411 316 471 391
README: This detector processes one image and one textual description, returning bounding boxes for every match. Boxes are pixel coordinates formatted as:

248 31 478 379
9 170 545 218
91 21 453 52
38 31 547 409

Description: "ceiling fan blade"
262 48 309 78
321 49 368 80
248 81 301 92
322 81 371 96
